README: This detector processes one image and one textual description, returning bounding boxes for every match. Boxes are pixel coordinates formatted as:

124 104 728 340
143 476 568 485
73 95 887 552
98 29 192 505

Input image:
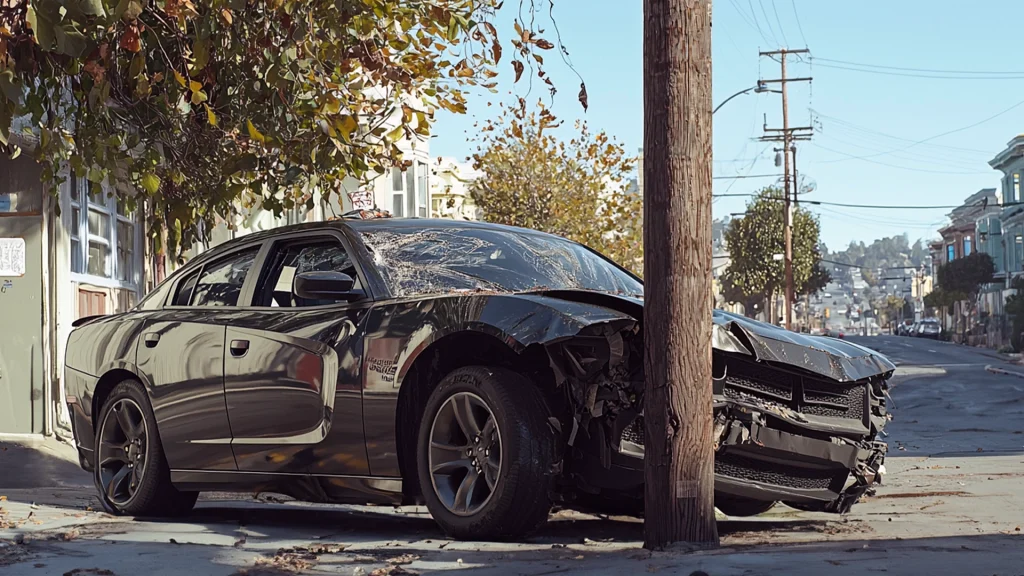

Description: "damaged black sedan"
63 217 893 540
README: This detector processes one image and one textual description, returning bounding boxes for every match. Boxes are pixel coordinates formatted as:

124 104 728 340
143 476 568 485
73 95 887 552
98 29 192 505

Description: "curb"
985 365 1024 379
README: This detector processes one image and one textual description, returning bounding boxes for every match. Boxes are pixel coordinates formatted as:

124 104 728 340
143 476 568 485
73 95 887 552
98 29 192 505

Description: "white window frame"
391 167 406 217
66 175 144 290
388 161 431 218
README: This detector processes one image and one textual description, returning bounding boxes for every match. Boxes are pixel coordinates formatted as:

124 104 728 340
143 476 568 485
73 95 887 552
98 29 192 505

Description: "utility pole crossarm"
759 77 812 84
759 48 811 56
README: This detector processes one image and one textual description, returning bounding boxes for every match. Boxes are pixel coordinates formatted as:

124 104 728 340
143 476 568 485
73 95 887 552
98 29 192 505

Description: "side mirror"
293 271 358 301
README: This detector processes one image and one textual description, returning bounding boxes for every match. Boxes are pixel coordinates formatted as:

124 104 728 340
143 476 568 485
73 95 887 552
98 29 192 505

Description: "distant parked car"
897 320 914 336
917 319 941 339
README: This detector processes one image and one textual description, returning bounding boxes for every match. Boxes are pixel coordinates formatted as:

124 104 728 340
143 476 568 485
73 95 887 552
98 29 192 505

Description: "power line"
727 0 765 41
811 61 1024 80
813 131 993 172
811 142 996 174
711 194 962 209
790 0 808 46
755 0 780 44
770 0 789 47
811 110 996 156
713 173 781 180
820 259 924 271
745 0 774 45
812 57 1024 76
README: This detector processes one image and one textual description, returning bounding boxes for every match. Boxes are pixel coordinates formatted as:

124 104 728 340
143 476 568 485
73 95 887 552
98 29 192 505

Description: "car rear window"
358 226 643 298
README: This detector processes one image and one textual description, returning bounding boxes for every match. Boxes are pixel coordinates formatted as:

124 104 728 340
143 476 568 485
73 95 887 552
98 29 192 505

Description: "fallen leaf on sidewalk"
0 496 7 501
370 566 414 576
386 554 419 565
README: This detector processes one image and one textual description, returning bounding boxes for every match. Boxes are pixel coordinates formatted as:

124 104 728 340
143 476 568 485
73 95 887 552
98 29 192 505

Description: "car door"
223 231 371 475
136 243 262 471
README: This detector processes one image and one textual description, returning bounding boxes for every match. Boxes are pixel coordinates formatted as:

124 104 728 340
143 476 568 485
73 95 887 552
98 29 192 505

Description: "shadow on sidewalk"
0 441 91 491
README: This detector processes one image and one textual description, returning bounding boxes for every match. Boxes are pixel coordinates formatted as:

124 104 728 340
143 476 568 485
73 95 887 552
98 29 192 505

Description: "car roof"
345 217 564 240
186 218 567 270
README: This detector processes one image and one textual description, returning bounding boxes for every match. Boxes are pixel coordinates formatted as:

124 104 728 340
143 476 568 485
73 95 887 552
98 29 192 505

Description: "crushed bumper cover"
546 302 894 515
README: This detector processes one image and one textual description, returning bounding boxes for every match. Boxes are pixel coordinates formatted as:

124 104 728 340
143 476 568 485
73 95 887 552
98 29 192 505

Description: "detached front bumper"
610 351 890 514
706 405 887 513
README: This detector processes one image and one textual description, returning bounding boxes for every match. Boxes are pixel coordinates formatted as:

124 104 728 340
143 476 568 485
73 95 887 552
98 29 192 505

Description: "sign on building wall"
0 238 26 277
348 188 373 211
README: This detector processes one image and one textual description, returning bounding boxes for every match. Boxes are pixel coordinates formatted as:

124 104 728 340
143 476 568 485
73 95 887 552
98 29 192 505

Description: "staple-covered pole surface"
641 0 719 550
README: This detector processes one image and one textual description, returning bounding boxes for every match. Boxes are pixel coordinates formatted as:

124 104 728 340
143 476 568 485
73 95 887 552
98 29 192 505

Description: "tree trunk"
642 0 718 550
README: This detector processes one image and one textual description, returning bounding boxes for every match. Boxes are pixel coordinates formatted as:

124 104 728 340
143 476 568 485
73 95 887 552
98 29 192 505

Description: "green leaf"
246 119 265 143
53 24 89 58
192 38 210 71
386 125 404 142
189 80 202 93
26 6 54 50
116 0 143 20
204 104 217 127
174 70 187 87
129 52 146 78
337 115 357 143
77 0 107 17
0 103 11 146
141 172 160 194
0 70 23 103
190 89 207 104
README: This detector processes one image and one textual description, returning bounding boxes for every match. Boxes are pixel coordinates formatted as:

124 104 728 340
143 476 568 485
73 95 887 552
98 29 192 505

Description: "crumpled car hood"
531 292 895 384
712 310 895 382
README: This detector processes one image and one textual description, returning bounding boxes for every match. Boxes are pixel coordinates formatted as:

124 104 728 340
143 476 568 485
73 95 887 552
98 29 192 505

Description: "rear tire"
417 366 554 540
93 379 198 517
715 493 776 517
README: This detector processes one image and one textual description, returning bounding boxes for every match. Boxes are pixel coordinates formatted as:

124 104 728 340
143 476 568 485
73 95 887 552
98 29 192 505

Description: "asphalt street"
2 336 1024 575
847 335 1024 456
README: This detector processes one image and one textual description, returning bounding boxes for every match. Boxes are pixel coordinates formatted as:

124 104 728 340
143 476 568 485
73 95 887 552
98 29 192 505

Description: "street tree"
720 188 824 317
641 0 717 549
936 252 996 337
469 102 642 274
799 257 831 297
1003 277 1024 350
0 0 577 254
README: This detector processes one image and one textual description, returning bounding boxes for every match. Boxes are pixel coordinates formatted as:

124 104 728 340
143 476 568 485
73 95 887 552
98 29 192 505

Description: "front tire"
94 379 198 517
715 493 777 517
417 366 554 540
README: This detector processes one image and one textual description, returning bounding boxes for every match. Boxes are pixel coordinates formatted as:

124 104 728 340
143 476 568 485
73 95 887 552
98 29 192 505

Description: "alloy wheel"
97 398 149 506
428 392 502 516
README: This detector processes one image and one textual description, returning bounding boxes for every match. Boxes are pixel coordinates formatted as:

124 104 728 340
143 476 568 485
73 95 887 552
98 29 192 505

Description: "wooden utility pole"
759 48 811 331
642 0 718 550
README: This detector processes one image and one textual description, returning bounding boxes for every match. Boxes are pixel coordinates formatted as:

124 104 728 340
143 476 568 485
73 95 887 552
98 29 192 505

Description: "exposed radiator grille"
714 454 845 492
621 417 644 446
722 358 868 423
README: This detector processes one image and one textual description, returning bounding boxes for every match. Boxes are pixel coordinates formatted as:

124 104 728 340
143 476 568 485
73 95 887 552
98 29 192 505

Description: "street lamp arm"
713 83 782 115
713 87 755 115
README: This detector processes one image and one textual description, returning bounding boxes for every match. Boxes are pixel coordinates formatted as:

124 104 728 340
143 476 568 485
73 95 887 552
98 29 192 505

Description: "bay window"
69 177 140 287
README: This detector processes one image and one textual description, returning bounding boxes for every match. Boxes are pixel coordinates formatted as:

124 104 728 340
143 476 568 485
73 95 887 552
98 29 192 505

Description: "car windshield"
358 226 644 299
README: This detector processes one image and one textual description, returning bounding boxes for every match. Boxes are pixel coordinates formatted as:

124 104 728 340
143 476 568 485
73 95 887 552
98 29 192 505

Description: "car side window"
191 247 260 307
172 271 200 306
255 239 361 307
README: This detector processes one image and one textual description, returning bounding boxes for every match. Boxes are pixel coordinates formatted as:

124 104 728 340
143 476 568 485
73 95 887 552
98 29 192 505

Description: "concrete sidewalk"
3 440 1024 575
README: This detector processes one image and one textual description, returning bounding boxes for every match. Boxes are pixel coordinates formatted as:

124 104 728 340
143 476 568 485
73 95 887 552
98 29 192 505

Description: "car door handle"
229 339 250 357
144 333 160 348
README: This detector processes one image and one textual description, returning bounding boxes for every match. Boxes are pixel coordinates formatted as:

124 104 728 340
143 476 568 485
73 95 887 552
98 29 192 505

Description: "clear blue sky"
432 0 1024 252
